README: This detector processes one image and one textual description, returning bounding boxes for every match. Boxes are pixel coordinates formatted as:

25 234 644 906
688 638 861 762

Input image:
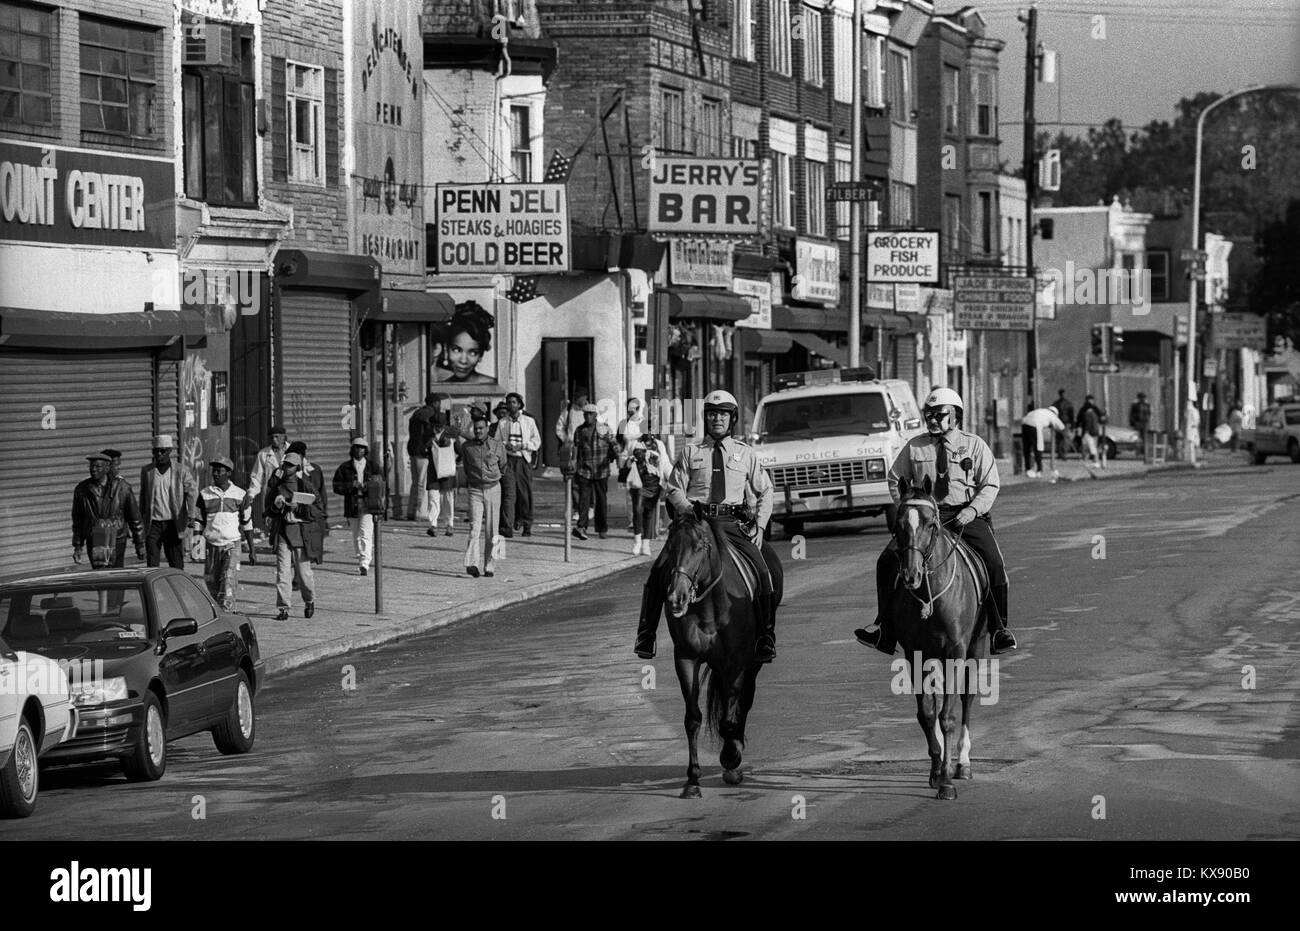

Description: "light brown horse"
891 476 991 800
643 505 782 798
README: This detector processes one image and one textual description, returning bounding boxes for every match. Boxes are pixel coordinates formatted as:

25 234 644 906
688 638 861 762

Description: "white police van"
749 368 924 538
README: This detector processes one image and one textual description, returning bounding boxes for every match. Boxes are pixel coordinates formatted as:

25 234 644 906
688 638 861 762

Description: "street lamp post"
1184 83 1299 464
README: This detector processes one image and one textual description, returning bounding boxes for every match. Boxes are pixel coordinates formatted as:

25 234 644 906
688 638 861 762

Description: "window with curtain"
699 97 722 156
832 8 851 103
943 64 960 133
509 104 533 181
732 0 755 61
886 47 910 120
802 5 822 86
287 62 324 184
864 34 885 108
773 150 794 228
660 86 684 152
770 0 791 76
971 70 995 137
805 159 826 236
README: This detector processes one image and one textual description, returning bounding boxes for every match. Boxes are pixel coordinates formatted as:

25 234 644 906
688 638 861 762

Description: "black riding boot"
754 598 777 664
854 554 899 655
987 583 1017 654
634 581 661 659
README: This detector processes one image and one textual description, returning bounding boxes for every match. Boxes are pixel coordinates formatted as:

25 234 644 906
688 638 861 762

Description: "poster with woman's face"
431 300 497 384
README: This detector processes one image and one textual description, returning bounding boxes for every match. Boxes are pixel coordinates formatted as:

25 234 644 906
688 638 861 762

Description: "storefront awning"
790 332 848 367
863 310 921 332
368 289 456 323
738 328 793 355
663 288 753 323
274 249 381 294
0 307 207 350
772 304 849 333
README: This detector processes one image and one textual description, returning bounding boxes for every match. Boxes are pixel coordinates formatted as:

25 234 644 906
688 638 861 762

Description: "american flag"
543 150 573 184
504 276 540 304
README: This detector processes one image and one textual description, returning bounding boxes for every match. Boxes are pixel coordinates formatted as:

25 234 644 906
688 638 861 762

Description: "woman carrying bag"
628 431 670 556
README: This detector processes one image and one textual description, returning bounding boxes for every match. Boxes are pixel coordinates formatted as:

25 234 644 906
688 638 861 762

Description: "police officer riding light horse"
634 390 784 798
855 387 1017 799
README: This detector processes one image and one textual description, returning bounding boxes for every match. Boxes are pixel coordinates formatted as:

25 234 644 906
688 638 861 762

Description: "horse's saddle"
706 519 764 604
950 532 990 601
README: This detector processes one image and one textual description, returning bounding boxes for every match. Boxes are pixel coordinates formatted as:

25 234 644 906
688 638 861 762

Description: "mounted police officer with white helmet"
854 386 1018 655
634 389 784 663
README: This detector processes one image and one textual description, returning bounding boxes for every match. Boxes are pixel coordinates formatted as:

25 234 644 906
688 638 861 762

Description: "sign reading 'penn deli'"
649 158 761 235
433 183 570 274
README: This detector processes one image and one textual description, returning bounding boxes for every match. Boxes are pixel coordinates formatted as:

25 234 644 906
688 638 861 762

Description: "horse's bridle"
896 499 961 617
668 530 723 606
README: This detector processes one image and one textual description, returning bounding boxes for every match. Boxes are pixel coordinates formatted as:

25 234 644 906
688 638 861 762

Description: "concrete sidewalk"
199 451 1225 677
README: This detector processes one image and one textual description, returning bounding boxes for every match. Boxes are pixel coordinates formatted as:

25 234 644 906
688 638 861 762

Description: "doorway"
542 338 594 466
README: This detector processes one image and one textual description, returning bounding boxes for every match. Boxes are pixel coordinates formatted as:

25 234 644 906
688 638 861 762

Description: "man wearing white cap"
332 437 383 576
139 434 196 568
191 455 251 610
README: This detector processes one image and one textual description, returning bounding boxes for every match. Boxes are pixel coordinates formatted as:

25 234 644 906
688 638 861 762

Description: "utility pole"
848 0 864 368
1019 5 1038 406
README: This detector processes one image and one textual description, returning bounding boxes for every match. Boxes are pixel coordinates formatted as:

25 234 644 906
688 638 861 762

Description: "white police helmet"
923 387 965 413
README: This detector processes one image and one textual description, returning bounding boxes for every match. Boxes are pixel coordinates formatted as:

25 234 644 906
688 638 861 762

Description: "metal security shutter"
278 289 351 516
157 358 180 440
0 351 155 577
894 334 917 389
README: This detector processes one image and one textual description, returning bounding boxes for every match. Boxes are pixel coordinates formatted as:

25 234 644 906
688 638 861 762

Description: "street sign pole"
564 476 572 563
373 510 383 615
847 0 864 368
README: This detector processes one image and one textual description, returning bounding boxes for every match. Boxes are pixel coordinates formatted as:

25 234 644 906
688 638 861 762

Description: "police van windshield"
757 392 891 441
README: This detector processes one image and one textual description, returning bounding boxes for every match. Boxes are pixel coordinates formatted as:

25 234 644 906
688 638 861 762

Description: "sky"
973 0 1300 168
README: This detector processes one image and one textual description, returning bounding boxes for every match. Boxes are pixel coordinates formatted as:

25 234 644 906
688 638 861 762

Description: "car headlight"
867 458 887 476
73 677 129 706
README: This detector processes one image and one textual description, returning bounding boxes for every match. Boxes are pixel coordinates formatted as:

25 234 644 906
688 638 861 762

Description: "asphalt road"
11 465 1300 840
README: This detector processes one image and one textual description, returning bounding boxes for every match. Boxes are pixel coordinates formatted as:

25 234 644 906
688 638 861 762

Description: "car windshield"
0 585 151 649
757 392 891 442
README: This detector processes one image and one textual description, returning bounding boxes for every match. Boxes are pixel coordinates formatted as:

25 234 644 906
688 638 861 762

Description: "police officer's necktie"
935 437 950 501
710 441 726 504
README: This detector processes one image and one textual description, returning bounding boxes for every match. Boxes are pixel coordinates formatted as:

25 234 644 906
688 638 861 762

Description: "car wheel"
122 691 167 782
1253 448 1268 465
783 520 804 540
1104 438 1118 460
212 671 256 755
1289 439 1300 464
0 717 38 818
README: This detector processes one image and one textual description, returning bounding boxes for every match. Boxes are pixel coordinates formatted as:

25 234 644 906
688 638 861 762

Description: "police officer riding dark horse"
634 389 782 663
855 387 1018 657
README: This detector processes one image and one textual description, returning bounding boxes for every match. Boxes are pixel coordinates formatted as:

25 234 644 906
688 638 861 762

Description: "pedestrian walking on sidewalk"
1129 392 1152 452
73 452 144 568
407 393 444 522
426 414 457 537
628 432 669 555
617 397 645 532
287 441 328 566
139 434 196 569
573 403 617 541
244 425 288 562
333 438 381 576
266 452 317 620
1052 390 1074 458
1080 402 1106 468
1021 404 1067 477
456 406 508 578
498 392 540 537
191 455 250 611
556 388 589 520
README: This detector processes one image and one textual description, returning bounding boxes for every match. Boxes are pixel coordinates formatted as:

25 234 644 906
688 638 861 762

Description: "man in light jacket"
139 434 196 568
1021 404 1067 477
498 392 541 537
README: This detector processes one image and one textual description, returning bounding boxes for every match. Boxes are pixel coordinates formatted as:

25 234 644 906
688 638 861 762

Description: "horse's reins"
897 500 967 619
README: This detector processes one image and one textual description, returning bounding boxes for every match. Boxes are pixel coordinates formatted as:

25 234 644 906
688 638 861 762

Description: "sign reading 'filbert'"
434 183 570 274
649 158 761 235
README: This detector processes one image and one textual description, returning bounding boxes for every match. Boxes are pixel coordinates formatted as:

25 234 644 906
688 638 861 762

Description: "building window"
834 151 851 241
731 135 757 158
943 194 961 261
886 48 910 121
977 190 993 255
888 180 914 226
769 0 791 77
286 62 324 184
1039 217 1054 240
698 97 722 156
732 0 755 61
832 8 851 103
773 150 794 229
79 16 157 138
801 5 822 86
971 70 995 137
864 34 885 108
182 19 256 207
943 65 960 133
659 86 685 152
0 1 53 126
509 104 533 181
805 158 826 237
1145 250 1170 300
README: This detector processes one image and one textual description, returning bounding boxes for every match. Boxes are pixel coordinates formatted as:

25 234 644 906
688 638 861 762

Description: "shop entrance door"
541 338 593 467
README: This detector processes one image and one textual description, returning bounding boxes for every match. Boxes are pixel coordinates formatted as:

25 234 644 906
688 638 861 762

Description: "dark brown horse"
891 476 991 800
644 504 782 798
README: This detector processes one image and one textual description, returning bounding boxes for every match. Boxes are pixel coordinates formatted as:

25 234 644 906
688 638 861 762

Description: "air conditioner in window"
183 17 234 67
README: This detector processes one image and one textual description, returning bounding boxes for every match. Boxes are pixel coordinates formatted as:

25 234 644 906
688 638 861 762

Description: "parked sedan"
1246 403 1300 464
0 635 78 817
0 569 263 782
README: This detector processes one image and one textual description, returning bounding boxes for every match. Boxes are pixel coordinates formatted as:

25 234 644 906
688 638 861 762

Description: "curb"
263 552 646 676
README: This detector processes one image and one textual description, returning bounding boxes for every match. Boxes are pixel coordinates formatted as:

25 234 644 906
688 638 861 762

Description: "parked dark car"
0 569 263 782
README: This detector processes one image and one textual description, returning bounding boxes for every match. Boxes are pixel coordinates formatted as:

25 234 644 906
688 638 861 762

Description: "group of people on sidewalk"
1019 388 1158 476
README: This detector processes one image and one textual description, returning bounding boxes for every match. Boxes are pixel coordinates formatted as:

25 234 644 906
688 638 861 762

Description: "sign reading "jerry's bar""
0 140 174 249
433 183 570 274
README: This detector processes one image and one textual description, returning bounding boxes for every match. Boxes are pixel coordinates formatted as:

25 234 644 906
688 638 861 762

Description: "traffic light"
1090 324 1107 360
1110 326 1125 360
